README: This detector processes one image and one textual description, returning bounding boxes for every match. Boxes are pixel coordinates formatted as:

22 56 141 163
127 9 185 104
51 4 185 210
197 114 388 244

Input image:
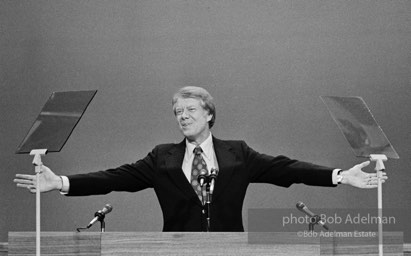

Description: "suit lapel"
212 137 237 201
165 140 202 206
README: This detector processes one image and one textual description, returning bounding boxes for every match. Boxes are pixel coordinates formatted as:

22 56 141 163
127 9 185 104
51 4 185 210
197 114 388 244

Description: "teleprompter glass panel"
321 96 399 159
16 90 97 154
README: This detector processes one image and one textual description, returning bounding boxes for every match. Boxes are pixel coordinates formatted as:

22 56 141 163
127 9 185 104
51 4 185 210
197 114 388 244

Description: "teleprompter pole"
370 154 387 256
30 149 47 256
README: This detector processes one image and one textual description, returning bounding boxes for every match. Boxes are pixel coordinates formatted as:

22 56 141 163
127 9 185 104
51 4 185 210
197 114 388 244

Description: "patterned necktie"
191 146 207 203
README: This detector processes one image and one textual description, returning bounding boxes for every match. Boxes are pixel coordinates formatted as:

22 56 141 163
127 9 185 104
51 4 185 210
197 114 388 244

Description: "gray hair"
172 86 216 128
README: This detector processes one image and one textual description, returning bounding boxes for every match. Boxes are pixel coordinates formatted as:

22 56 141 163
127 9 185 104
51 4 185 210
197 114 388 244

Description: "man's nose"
181 109 189 119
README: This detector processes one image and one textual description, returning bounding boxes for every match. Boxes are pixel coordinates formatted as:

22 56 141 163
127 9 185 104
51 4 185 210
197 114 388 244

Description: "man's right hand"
14 166 62 193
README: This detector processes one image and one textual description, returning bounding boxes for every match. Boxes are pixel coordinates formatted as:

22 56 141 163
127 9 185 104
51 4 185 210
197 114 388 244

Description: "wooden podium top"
8 231 406 256
8 232 318 256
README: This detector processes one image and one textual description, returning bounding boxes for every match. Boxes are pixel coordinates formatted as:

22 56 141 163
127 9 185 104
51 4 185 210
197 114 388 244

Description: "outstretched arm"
14 166 63 193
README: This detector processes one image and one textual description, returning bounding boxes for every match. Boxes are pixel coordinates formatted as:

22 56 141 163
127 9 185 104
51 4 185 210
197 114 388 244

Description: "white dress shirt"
182 133 219 182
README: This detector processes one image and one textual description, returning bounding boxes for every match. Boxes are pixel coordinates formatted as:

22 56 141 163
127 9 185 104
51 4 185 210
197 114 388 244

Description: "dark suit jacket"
67 137 336 231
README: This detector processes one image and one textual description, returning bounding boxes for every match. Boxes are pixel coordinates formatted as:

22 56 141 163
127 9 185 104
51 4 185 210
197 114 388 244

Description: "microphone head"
296 201 305 210
198 169 208 186
209 168 218 180
200 169 208 175
102 204 113 214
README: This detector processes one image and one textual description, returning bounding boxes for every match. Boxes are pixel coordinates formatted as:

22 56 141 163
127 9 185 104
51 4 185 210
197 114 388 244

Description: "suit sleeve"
241 141 336 187
66 146 158 196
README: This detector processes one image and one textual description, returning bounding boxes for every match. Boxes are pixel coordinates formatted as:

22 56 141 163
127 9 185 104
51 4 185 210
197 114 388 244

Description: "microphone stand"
204 182 211 232
200 169 218 232
93 211 107 232
308 215 321 232
100 219 106 233
76 211 108 233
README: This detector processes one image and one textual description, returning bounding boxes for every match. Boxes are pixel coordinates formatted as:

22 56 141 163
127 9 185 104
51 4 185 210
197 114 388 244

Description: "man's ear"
206 113 213 122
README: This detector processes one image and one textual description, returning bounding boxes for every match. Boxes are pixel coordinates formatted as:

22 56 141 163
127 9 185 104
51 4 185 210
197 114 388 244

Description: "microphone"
296 201 329 230
198 169 208 187
86 204 113 228
209 168 218 195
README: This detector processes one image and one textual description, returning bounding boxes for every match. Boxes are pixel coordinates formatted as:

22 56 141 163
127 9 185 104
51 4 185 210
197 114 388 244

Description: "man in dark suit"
14 86 387 231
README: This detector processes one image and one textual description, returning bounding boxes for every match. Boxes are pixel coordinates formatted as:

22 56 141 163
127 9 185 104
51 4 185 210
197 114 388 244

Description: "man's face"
174 97 212 143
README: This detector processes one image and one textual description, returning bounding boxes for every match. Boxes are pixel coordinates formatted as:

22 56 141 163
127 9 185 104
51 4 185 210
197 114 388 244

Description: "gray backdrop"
1 0 410 242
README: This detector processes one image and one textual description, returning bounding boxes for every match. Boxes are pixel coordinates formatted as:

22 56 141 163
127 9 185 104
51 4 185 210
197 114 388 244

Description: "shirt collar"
185 133 213 159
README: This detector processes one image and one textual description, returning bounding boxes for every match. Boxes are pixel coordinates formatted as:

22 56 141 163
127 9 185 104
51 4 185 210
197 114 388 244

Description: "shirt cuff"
59 175 70 194
332 169 342 185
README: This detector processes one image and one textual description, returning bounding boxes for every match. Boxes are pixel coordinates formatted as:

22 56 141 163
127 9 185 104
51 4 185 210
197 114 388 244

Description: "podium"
8 232 405 256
